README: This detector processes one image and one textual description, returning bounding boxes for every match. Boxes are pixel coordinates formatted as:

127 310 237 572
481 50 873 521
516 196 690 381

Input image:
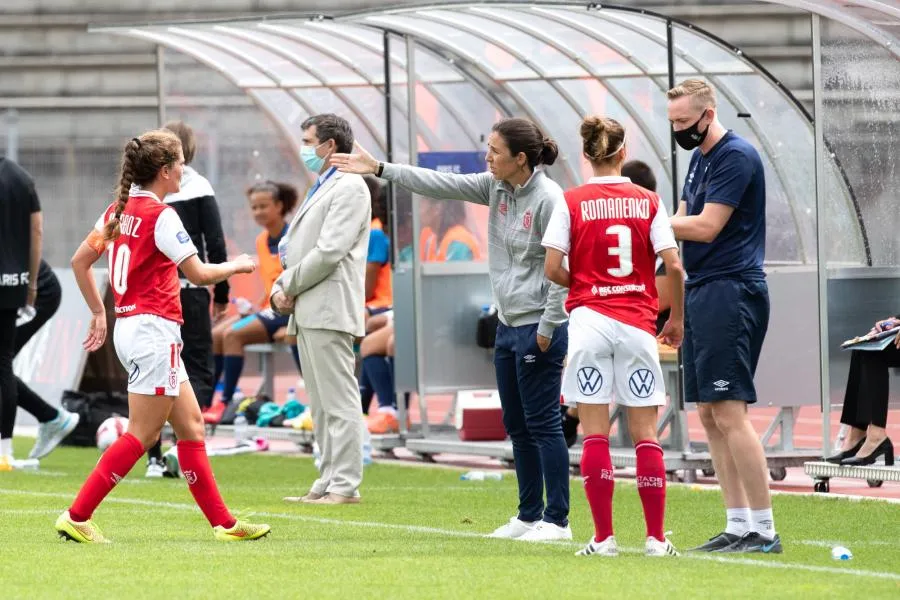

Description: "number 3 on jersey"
108 244 131 295
606 225 633 278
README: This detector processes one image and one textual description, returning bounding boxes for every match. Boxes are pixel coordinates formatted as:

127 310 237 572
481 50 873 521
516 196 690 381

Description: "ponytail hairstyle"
273 182 298 216
581 116 626 166
105 129 182 241
491 118 559 169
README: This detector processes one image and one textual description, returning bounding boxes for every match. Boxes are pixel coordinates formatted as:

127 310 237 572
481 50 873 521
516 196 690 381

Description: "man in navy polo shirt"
667 79 781 554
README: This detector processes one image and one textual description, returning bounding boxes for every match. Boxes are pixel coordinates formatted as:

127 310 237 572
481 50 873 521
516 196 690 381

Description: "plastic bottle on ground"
460 470 503 481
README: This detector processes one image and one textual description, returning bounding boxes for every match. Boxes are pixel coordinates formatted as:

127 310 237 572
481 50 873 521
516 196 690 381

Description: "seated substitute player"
57 129 270 543
543 116 685 558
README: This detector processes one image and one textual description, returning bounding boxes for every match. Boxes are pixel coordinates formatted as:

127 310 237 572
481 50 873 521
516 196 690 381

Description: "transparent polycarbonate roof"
93 1 899 266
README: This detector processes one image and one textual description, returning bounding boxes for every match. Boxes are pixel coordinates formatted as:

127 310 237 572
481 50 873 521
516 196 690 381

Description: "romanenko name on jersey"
579 197 651 221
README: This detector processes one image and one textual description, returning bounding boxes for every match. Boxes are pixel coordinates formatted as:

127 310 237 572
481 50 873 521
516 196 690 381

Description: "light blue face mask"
300 142 326 173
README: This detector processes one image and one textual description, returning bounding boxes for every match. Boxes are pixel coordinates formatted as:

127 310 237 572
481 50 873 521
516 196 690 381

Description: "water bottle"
460 470 503 481
234 414 248 444
231 388 244 405
362 425 373 466
286 387 297 404
831 546 853 561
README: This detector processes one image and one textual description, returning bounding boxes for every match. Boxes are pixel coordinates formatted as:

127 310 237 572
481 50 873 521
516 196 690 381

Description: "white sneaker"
517 521 573 542
145 458 165 478
29 410 80 459
11 457 39 470
645 536 679 557
162 447 180 478
575 535 619 557
487 517 538 539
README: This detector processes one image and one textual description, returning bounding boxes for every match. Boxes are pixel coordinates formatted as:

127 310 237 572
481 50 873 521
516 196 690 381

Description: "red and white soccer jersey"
90 189 198 324
542 176 677 407
88 188 198 396
542 176 676 336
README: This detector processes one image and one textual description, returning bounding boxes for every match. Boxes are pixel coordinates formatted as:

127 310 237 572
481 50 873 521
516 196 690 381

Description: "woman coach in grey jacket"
332 118 572 541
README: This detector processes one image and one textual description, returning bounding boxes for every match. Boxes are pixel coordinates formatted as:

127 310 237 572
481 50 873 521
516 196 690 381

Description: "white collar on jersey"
588 176 631 184
128 183 162 203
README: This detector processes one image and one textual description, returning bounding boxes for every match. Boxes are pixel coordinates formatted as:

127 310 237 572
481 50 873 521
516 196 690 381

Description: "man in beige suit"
271 114 371 504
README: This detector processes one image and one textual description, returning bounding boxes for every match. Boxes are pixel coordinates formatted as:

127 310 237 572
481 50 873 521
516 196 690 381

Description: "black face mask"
673 113 710 151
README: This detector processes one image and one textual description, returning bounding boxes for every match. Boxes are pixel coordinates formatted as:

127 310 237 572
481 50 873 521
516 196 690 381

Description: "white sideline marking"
1 489 899 582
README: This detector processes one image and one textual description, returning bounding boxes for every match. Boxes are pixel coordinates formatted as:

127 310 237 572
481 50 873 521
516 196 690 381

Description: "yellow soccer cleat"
0 455 12 472
213 519 271 542
55 510 110 543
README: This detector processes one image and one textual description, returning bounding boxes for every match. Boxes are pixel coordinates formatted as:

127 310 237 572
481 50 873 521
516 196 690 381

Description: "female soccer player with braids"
56 129 270 543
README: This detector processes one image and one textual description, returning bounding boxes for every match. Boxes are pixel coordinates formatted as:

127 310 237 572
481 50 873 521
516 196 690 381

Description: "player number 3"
606 225 633 278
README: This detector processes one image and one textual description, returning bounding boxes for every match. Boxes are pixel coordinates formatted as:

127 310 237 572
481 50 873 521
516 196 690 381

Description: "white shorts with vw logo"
563 306 666 407
113 314 188 397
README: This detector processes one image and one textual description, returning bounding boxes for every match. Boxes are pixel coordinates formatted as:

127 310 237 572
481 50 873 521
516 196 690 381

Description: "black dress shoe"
825 437 865 464
841 437 894 467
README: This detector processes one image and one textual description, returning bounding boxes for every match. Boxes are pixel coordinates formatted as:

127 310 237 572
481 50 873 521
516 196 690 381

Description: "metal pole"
155 45 167 126
405 35 428 435
666 20 687 433
383 31 396 266
665 20 679 215
812 15 832 454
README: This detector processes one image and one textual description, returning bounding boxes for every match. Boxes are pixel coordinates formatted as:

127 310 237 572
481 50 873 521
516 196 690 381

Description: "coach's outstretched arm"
331 143 493 205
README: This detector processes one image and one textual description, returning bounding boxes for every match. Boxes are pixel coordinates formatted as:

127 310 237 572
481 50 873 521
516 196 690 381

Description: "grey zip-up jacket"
381 163 568 339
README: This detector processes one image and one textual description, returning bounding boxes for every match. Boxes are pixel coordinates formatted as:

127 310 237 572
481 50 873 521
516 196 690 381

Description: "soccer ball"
96 416 129 451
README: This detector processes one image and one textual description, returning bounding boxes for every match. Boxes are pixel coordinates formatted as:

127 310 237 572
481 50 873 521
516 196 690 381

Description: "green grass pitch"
1 439 898 599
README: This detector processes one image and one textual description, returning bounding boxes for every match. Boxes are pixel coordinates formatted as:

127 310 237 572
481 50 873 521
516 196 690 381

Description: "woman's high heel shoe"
825 437 865 464
841 437 894 467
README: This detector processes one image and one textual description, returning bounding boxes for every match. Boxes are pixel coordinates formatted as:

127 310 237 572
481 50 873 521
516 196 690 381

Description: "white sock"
377 406 397 417
751 508 776 539
0 437 12 458
725 508 751 536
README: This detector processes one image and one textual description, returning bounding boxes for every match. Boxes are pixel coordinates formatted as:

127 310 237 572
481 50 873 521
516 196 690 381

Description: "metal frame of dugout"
92 1 900 488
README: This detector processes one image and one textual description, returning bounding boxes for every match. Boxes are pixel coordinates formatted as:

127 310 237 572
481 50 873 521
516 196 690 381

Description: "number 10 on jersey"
108 244 131 295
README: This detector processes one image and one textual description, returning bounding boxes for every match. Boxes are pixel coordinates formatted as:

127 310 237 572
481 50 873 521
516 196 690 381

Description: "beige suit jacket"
271 170 370 338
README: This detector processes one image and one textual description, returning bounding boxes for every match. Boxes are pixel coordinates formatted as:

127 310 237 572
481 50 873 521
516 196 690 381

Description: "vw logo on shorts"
128 362 140 385
577 367 603 396
629 369 655 398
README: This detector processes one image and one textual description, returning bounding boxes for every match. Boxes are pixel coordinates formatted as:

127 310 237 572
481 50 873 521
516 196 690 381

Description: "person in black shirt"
144 121 229 478
0 156 42 470
16 261 81 459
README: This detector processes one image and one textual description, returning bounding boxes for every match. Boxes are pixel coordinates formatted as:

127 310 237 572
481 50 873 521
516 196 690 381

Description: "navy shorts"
232 308 290 341
683 278 770 404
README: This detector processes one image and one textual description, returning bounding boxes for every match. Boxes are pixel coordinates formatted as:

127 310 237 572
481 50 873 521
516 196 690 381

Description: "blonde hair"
104 129 182 241
666 79 717 111
580 116 626 165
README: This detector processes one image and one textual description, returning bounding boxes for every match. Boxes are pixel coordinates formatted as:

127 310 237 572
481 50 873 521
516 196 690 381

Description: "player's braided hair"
104 129 182 241
581 116 626 165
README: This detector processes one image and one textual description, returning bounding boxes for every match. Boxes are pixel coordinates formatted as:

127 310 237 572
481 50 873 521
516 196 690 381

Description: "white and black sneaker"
487 517 538 539
145 458 165 478
162 447 180 478
645 536 679 557
575 535 618 557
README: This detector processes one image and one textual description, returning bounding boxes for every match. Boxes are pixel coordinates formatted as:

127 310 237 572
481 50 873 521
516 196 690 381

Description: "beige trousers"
296 327 363 497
